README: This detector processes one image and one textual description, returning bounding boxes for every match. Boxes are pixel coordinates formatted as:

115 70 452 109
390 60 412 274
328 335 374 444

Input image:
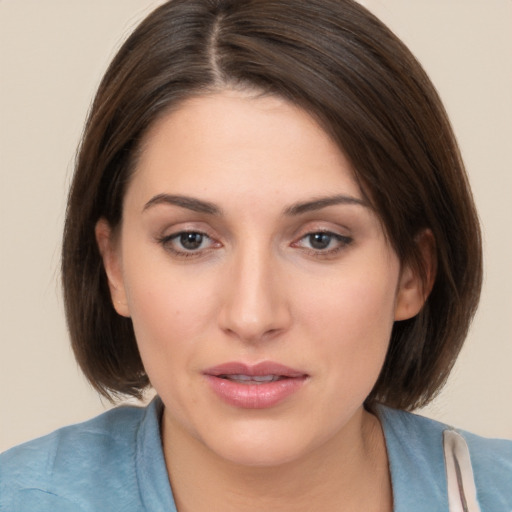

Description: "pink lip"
204 361 308 409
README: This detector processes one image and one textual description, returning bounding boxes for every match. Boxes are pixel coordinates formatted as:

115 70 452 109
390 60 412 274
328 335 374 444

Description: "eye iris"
309 233 332 249
180 232 203 250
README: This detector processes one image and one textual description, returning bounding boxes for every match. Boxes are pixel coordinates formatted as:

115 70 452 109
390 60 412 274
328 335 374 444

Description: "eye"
293 231 352 255
177 232 207 251
307 232 337 250
158 230 219 257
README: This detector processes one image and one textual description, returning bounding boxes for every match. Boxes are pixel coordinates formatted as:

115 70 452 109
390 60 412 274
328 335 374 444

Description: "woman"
1 0 511 510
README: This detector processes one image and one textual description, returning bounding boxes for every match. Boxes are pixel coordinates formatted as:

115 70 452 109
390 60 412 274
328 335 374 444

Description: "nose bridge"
219 238 290 341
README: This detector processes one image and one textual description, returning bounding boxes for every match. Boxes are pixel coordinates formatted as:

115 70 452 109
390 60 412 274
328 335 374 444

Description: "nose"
218 245 292 343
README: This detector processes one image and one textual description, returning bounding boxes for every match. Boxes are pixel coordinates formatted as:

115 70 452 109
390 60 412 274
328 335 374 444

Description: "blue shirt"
1 398 511 511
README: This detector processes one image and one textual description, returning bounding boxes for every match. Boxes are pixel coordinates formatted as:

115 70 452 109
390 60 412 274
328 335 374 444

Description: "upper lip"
204 361 307 378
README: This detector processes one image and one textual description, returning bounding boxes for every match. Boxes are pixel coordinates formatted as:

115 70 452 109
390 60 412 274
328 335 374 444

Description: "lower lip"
205 375 307 409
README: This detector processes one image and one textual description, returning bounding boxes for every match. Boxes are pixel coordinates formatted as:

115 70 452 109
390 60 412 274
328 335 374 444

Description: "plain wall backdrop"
1 0 511 451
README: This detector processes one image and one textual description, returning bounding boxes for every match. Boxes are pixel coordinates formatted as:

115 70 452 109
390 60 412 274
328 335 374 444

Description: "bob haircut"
62 0 482 410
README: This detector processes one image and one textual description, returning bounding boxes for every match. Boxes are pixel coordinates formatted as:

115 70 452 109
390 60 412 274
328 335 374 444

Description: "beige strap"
443 429 481 512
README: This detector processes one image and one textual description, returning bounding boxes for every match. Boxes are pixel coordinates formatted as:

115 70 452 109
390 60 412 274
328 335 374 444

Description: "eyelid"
156 228 222 259
290 228 353 258
291 220 352 240
294 230 352 246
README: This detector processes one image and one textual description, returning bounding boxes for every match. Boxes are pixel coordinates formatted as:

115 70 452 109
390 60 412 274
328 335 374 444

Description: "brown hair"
62 0 482 409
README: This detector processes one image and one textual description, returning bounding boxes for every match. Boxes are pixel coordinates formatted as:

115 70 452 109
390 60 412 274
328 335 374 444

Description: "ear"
95 218 130 317
394 229 437 321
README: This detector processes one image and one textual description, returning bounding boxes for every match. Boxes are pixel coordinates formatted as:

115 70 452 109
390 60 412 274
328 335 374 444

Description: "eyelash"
157 231 218 259
158 228 352 261
292 231 353 258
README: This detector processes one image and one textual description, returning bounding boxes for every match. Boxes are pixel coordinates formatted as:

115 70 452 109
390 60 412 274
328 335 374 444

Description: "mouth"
217 374 287 384
203 361 308 409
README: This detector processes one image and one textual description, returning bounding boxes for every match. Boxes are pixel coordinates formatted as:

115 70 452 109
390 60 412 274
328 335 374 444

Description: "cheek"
299 266 398 336
294 262 399 378
121 251 222 368
123 270 211 412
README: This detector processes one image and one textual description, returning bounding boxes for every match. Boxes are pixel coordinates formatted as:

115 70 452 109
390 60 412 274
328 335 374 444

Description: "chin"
216 440 307 468
200 420 324 469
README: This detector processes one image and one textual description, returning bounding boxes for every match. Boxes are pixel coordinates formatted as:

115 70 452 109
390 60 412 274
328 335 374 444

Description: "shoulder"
459 427 512 508
378 405 512 510
382 406 512 466
0 404 150 511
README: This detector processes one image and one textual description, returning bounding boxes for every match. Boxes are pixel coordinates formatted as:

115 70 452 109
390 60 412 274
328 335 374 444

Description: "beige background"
1 0 511 452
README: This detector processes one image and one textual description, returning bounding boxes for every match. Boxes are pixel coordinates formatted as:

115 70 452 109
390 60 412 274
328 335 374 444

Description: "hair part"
62 0 482 408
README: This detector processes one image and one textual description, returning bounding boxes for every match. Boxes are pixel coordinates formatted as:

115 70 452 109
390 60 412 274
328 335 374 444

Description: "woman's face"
98 90 423 467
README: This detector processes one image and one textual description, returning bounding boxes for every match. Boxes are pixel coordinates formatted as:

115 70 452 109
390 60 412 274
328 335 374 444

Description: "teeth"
252 375 280 382
222 374 282 384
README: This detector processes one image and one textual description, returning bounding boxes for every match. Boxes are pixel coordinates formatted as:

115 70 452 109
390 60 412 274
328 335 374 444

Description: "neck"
161 407 393 512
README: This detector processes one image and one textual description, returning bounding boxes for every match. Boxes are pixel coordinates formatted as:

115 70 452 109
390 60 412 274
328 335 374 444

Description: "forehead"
128 90 363 208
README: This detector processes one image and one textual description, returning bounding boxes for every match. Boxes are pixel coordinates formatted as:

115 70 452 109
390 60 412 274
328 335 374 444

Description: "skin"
97 89 429 511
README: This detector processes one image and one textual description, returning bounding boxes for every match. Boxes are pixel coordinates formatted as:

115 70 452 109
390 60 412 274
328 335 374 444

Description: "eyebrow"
143 194 221 215
284 194 369 215
142 193 368 216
